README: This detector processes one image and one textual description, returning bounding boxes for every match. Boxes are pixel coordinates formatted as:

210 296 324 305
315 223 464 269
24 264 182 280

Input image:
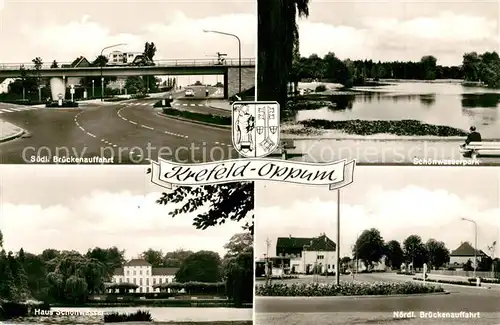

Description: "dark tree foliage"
154 180 254 235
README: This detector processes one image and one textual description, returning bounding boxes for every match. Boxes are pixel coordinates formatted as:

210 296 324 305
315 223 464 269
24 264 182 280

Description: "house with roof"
259 234 337 275
62 56 91 87
449 242 487 267
112 258 179 294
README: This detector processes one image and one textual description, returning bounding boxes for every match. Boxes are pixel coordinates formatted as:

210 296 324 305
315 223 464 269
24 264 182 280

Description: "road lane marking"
87 132 96 138
190 104 196 106
182 103 187 106
129 121 137 125
141 124 154 130
1 108 15 112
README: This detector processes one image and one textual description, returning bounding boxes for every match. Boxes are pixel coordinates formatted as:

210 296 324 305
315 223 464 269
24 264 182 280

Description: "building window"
133 278 136 284
146 287 149 293
133 271 136 276
140 278 143 285
159 278 162 284
119 278 123 283
126 270 129 276
146 270 149 276
140 270 142 276
153 278 156 285
139 287 142 293
317 255 324 260
126 278 129 283
146 278 149 285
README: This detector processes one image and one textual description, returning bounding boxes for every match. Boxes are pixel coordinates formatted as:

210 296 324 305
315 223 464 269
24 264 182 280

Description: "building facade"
269 234 337 274
112 259 178 293
449 242 487 267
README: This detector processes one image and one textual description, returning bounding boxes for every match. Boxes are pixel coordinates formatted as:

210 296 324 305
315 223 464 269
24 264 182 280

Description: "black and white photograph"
0 0 256 164
258 0 500 165
254 167 500 324
0 166 254 324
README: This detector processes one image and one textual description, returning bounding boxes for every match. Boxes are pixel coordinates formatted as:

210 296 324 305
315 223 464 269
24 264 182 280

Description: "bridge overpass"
0 58 255 99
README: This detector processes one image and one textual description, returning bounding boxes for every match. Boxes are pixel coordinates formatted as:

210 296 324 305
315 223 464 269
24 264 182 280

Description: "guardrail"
0 58 255 70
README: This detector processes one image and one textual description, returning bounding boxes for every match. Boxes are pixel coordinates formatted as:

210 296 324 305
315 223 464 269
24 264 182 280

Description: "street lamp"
92 79 95 98
461 217 478 278
336 189 341 285
203 29 242 97
100 43 127 101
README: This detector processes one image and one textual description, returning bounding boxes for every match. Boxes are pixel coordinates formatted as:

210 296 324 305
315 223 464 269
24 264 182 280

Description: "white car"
184 89 195 97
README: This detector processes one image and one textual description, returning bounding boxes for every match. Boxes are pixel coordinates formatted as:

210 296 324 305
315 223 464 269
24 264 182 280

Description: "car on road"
184 88 195 97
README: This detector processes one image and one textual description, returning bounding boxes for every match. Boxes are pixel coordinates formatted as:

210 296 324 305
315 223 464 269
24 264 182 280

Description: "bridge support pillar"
49 77 66 101
223 72 229 99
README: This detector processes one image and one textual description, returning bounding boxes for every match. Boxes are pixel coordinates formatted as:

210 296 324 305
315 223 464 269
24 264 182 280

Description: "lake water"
7 307 252 324
294 82 500 138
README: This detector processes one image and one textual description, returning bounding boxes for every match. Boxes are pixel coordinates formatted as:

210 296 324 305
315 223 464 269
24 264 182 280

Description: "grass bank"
295 119 468 136
160 108 231 126
256 281 444 296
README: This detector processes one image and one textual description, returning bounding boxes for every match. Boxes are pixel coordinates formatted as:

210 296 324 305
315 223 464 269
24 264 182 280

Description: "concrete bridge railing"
0 58 255 70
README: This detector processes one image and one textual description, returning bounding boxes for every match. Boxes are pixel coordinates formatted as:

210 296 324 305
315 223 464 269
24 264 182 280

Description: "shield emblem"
231 101 280 158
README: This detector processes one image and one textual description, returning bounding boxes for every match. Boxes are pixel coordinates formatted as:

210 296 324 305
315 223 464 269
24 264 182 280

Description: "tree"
142 249 165 267
125 76 145 94
50 60 59 68
175 251 221 283
420 55 437 80
403 235 428 268
224 251 253 307
354 228 385 269
144 42 157 62
86 247 125 277
155 182 254 234
64 275 88 303
31 57 43 101
164 249 194 267
425 239 450 269
340 256 352 272
0 230 3 248
224 233 253 258
91 55 108 67
257 0 310 110
462 52 481 81
384 240 404 269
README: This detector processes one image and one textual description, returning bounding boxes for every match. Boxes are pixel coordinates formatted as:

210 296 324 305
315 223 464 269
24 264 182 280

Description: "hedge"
299 119 468 136
256 281 444 296
413 277 481 287
153 281 225 292
160 108 231 126
104 310 152 323
46 101 79 108
468 277 500 284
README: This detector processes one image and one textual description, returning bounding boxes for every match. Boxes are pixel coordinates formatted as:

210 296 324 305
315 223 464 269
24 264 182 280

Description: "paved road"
0 87 237 164
173 87 230 116
255 273 500 325
285 138 500 166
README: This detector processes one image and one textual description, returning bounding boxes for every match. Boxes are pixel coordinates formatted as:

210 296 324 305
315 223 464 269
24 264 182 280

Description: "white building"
270 234 337 274
112 259 178 293
0 78 14 94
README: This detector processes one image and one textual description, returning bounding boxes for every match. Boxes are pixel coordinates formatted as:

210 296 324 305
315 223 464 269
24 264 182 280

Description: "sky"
0 165 248 259
0 0 256 85
255 167 500 260
297 0 500 66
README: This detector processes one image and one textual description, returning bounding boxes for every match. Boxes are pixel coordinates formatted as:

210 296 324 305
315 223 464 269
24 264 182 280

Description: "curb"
156 112 231 130
256 291 451 300
413 279 493 290
0 126 25 143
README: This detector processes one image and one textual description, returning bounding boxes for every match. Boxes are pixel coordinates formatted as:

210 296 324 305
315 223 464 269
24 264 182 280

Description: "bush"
132 93 149 99
1 301 50 320
299 119 468 136
46 101 79 108
160 108 231 125
315 85 327 92
468 277 500 284
153 281 226 294
413 277 480 287
104 310 152 323
255 281 444 296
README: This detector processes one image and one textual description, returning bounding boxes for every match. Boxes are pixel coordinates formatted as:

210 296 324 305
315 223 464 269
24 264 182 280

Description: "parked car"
184 88 195 97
